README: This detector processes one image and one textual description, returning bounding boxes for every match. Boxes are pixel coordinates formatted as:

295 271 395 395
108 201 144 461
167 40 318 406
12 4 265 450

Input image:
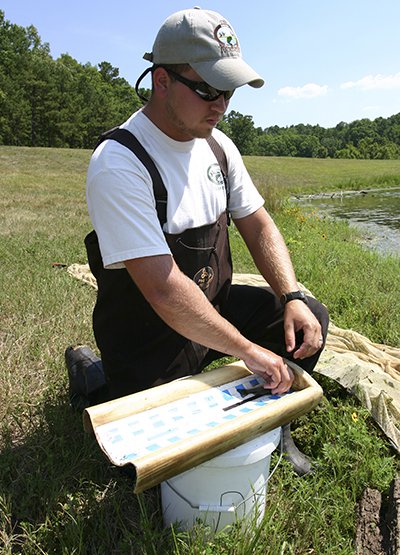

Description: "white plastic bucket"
161 427 281 533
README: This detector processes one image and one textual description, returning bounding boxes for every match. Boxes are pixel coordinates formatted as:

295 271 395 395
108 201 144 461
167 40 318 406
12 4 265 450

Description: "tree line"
0 11 141 148
220 111 400 159
1 10 400 159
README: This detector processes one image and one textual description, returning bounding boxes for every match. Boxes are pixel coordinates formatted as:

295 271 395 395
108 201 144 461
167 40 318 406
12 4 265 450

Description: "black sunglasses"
164 68 234 102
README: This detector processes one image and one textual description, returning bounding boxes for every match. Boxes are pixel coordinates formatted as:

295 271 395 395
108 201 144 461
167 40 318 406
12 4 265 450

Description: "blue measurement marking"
98 376 288 466
146 444 160 452
111 435 123 444
121 453 138 461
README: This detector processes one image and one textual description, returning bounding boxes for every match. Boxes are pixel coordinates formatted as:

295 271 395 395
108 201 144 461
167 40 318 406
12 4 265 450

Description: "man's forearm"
124 253 294 393
234 207 324 361
125 254 253 359
234 207 299 296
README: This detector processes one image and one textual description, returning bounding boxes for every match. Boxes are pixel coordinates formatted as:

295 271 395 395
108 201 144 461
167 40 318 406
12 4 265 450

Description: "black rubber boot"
65 345 107 412
282 424 313 476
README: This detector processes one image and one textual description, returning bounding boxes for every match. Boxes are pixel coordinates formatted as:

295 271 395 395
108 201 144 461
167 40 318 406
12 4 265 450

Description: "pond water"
294 187 400 257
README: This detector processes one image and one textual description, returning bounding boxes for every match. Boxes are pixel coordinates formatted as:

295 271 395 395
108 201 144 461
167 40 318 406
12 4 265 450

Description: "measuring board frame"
83 360 323 493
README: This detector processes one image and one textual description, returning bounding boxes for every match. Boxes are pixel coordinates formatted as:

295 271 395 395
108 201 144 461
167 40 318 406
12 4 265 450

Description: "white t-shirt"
86 110 264 269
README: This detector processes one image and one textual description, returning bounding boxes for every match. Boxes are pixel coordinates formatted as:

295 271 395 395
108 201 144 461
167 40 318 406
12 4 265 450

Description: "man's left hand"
283 299 323 359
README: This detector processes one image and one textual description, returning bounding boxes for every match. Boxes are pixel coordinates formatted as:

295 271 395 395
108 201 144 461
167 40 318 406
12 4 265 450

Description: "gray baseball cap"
143 7 264 91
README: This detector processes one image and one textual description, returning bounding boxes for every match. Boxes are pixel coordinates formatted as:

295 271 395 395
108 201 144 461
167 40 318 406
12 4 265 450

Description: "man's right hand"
242 344 294 395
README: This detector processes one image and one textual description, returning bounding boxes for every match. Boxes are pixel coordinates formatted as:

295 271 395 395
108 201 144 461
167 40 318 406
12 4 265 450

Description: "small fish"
238 385 272 398
223 386 272 412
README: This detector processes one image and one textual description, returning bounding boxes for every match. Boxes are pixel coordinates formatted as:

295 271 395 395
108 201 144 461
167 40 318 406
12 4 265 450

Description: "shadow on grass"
2 375 397 554
0 395 174 554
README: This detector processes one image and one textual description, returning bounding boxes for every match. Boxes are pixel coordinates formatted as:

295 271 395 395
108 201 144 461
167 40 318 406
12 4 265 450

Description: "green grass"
244 155 400 196
1 147 399 554
229 205 400 347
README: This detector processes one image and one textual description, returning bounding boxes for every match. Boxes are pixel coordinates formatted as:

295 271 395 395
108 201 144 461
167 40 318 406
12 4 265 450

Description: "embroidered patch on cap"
214 21 239 51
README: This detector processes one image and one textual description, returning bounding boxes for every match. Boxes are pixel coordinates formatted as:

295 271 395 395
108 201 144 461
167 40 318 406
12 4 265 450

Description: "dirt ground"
356 478 399 555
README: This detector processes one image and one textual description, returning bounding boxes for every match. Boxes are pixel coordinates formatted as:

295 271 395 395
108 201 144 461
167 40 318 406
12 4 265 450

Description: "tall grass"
1 147 399 554
244 155 400 196
229 205 400 347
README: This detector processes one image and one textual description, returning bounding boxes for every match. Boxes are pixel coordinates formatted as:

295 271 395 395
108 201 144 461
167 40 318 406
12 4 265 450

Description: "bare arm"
124 254 293 393
234 207 322 359
234 207 298 295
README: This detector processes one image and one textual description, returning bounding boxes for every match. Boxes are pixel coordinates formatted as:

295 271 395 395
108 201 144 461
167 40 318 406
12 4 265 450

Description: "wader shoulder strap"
206 135 228 186
95 128 229 227
206 135 230 223
96 127 167 226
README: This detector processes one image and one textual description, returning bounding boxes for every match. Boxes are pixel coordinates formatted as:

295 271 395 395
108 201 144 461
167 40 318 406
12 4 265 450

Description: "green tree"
295 135 327 158
1 9 400 155
26 47 60 146
345 118 379 148
0 10 142 147
0 10 32 144
98 61 120 83
221 111 257 155
335 144 362 159
358 137 400 159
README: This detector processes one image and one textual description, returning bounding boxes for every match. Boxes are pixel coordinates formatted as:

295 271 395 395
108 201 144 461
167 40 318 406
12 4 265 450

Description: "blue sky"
3 0 400 129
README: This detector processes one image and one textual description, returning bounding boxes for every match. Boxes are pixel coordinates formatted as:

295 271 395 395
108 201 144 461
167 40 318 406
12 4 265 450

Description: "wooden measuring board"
92 375 280 465
83 360 323 493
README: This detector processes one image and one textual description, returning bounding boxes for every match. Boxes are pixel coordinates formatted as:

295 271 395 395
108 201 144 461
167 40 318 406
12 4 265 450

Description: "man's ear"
152 67 171 98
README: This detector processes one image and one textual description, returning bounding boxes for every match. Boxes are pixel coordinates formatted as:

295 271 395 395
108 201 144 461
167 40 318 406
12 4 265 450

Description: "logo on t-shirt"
207 164 225 190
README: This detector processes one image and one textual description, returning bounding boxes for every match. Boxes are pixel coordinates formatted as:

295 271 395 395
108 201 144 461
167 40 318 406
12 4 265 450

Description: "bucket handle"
163 429 283 513
198 504 237 513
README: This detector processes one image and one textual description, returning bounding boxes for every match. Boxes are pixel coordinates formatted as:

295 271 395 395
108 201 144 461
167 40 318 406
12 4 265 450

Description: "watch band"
280 290 308 306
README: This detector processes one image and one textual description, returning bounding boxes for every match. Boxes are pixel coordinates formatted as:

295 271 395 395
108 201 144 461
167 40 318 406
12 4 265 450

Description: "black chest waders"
85 129 232 397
